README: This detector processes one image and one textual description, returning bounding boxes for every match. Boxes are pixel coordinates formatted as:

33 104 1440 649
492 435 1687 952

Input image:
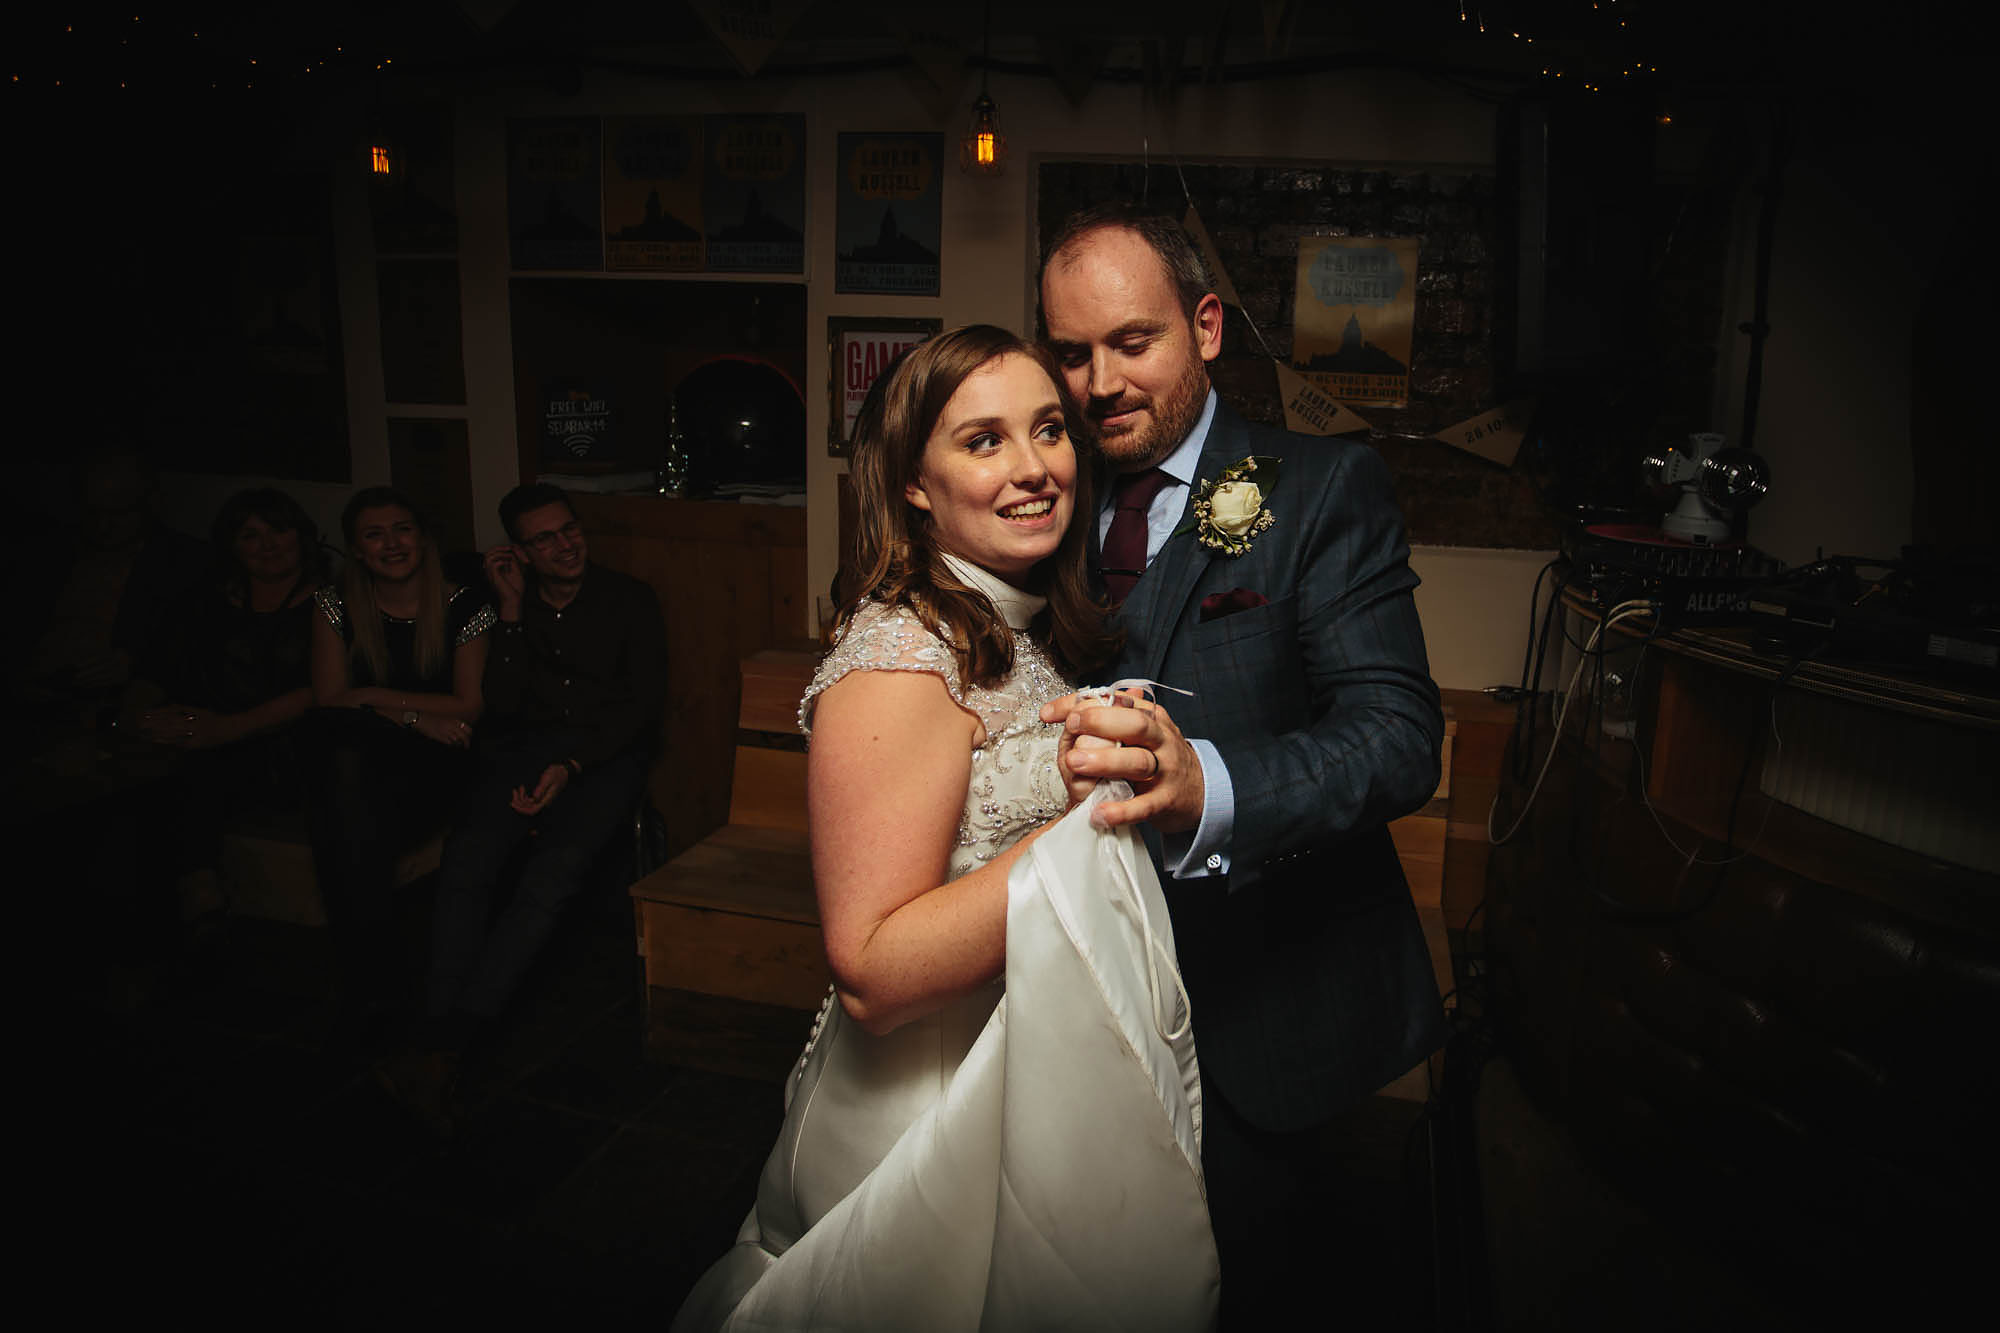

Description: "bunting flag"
1039 37 1109 107
1433 399 1537 467
453 0 522 30
895 26 969 122
1275 364 1373 437
686 0 814 77
1182 205 1243 310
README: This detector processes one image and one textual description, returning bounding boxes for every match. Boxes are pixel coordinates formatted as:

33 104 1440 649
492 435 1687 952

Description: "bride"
673 326 1220 1331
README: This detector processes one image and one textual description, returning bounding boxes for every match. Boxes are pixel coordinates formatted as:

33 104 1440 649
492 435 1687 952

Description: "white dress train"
675 787 1217 1333
672 585 1218 1333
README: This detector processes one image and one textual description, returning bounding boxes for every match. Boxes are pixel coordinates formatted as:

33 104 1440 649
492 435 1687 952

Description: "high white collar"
939 551 1046 631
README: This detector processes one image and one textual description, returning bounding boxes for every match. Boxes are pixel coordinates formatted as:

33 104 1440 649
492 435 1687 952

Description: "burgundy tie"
1102 467 1173 605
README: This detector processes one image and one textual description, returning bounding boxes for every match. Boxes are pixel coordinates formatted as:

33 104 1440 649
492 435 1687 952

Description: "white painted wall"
1711 152 1918 568
1410 545 1553 691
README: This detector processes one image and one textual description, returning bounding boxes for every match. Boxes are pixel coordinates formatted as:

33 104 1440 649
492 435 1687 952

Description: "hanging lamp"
960 5 1006 176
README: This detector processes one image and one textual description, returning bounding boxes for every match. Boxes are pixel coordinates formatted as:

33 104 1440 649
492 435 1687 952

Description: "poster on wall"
826 316 941 455
704 114 806 273
507 118 602 271
1292 236 1419 408
604 116 705 272
541 379 617 469
834 132 942 296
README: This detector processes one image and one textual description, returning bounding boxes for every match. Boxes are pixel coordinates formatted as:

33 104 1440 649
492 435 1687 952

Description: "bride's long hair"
845 324 1117 688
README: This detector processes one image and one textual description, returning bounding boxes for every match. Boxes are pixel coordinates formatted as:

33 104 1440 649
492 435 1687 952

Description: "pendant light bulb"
962 92 1005 176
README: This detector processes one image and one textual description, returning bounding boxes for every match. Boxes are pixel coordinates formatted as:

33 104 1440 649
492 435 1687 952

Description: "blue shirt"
1096 390 1236 880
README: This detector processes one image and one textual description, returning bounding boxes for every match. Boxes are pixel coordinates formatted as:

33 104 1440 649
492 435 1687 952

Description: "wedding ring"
1141 749 1160 782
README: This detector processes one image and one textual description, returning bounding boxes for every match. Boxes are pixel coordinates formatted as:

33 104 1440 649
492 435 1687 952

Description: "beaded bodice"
800 600 1072 878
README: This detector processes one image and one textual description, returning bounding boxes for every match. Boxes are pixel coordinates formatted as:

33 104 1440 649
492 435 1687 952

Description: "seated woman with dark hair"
304 486 493 1014
135 487 328 915
140 487 326 754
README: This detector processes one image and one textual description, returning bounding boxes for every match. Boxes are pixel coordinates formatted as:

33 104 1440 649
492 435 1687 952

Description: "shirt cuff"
1162 738 1233 880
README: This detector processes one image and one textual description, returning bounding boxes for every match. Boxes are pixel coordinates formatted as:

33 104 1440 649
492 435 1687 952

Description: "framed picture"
507 117 602 271
826 316 941 456
603 115 705 272
833 132 943 295
704 113 806 273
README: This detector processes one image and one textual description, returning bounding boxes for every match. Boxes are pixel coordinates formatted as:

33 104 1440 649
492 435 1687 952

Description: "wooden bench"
629 646 831 1051
1378 710 1458 1101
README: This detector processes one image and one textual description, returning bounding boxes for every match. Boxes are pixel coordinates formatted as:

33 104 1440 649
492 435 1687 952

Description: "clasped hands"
1041 689 1204 834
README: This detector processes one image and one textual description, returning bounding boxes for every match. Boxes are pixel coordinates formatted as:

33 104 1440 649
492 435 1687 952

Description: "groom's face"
1040 225 1222 473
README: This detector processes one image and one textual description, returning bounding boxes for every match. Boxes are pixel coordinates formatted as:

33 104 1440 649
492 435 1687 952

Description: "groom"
1038 206 1446 1322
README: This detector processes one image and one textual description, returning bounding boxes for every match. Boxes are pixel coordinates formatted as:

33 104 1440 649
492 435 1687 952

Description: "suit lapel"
1122 405 1251 684
1125 495 1206 684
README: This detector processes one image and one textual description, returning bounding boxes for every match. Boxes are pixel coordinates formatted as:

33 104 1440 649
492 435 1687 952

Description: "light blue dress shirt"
1096 390 1235 880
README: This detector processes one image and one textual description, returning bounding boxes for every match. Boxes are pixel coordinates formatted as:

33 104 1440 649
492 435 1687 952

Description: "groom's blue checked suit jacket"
1108 402 1447 1133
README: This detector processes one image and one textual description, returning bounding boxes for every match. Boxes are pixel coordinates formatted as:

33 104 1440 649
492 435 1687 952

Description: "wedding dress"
672 560 1219 1333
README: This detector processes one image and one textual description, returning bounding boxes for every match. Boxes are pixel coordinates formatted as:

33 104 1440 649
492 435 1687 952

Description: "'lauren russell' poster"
603 116 704 272
835 133 942 296
508 118 602 271
704 114 805 273
1292 236 1419 408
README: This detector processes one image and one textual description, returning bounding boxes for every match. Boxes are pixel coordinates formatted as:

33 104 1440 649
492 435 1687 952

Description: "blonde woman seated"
675 327 1219 1332
303 487 492 1017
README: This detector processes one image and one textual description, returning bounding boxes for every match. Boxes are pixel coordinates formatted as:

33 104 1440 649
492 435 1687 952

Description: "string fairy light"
35 3 1673 108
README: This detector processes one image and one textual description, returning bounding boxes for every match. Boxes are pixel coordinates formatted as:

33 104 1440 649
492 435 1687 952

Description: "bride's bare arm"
808 668 1061 1036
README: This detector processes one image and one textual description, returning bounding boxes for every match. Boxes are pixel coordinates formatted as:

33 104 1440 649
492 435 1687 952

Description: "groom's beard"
1087 351 1209 472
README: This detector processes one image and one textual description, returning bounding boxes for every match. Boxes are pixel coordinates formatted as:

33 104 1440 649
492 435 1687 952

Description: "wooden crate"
631 824 830 1037
631 649 828 1041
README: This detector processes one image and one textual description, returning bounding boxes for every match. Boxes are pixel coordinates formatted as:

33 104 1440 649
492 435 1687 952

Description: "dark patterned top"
481 564 667 769
313 584 495 692
158 584 315 714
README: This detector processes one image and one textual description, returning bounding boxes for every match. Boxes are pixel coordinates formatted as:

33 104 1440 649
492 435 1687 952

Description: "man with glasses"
380 483 666 1133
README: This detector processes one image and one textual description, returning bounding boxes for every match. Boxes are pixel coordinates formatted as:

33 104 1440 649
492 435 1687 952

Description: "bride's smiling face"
906 352 1077 584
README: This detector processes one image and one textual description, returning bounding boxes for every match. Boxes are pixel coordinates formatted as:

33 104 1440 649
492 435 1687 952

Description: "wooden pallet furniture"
628 645 830 1053
568 493 808 864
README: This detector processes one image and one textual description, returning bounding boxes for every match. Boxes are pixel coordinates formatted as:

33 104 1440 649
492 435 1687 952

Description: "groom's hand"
1042 693 1205 834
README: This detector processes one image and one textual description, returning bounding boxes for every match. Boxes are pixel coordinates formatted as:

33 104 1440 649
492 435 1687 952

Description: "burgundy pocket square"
1199 588 1269 622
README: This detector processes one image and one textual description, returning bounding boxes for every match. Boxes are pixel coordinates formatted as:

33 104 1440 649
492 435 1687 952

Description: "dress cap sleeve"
446 585 497 645
312 586 346 637
799 601 964 738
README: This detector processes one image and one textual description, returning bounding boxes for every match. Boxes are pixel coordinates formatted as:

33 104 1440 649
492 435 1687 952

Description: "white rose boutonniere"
1208 481 1264 537
1176 455 1280 555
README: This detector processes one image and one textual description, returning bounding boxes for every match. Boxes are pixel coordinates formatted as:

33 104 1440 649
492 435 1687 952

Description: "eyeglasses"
521 520 583 553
